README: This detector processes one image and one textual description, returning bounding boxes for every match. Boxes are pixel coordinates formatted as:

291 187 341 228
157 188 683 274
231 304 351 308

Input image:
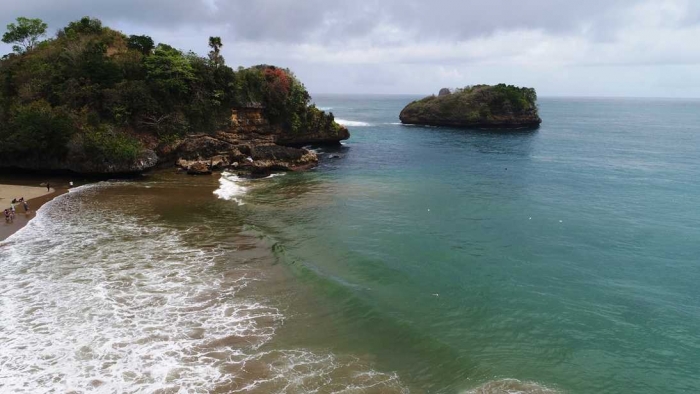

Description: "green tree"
144 44 195 96
127 35 154 55
2 17 48 53
63 17 103 36
208 36 224 67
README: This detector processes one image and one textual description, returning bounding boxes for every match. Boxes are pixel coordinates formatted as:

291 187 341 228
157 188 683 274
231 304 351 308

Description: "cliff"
0 17 347 175
162 107 348 177
400 85 541 129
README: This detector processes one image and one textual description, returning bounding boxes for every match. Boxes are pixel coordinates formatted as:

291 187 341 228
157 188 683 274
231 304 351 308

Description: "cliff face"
228 108 350 146
0 145 157 175
161 107 349 177
400 85 542 129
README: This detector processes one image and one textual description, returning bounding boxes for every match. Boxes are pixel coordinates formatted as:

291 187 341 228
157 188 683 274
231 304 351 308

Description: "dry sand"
0 183 67 241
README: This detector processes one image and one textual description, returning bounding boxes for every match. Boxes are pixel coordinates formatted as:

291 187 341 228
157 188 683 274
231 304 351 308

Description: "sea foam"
0 180 406 393
335 118 371 127
214 172 248 205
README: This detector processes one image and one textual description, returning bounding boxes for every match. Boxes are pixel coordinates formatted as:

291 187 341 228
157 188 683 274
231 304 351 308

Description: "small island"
399 84 542 129
0 17 348 177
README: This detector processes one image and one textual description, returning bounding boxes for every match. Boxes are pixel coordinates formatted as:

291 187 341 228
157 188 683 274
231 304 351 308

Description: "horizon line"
310 92 700 100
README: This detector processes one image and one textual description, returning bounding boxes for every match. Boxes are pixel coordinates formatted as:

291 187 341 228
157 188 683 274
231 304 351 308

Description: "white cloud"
2 0 700 96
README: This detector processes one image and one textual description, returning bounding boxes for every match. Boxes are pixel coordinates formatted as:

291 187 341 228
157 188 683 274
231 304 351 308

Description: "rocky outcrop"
400 84 541 129
186 161 212 175
161 107 345 176
438 88 451 97
0 148 158 175
275 122 350 146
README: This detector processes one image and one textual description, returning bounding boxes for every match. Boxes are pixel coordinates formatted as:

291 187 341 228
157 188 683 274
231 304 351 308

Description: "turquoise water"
240 96 700 393
3 96 700 393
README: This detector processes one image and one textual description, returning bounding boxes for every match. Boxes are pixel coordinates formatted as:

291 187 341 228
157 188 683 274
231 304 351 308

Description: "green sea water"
2 95 700 393
234 96 700 393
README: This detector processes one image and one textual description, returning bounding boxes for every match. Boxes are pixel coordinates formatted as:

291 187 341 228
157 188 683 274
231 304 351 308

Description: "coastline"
0 181 69 242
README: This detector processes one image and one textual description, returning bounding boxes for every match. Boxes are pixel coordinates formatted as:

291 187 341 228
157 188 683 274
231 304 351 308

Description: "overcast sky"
2 0 700 97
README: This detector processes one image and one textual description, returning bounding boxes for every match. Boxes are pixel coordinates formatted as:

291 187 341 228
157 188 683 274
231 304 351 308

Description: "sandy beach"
0 182 67 241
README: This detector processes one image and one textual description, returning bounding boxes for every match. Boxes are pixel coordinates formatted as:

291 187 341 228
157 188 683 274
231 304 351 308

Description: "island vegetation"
399 84 542 129
0 17 345 174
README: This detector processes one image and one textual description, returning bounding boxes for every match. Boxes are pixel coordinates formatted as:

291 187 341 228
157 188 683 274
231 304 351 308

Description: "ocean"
1 95 700 393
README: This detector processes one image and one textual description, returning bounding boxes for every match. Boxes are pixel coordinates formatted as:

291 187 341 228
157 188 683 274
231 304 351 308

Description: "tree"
2 17 48 53
127 35 154 55
63 17 103 36
144 44 195 96
208 36 224 67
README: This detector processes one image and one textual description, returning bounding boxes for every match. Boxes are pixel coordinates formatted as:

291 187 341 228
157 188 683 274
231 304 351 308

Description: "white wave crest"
0 181 409 393
335 118 371 127
214 172 248 205
0 186 284 393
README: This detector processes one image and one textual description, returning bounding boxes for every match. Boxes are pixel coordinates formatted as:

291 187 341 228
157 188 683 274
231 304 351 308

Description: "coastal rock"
209 155 229 170
275 123 350 146
438 88 452 97
400 84 542 129
165 108 334 175
186 161 212 175
0 148 159 175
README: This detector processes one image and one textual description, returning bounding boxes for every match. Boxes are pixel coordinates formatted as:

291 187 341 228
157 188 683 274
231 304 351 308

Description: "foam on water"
0 182 406 393
214 172 248 205
335 119 371 127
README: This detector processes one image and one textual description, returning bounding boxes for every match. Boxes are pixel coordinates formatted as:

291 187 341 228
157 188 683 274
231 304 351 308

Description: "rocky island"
400 84 541 129
0 17 348 177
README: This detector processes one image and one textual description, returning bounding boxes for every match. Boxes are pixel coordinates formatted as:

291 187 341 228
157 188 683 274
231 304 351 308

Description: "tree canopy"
0 17 337 163
2 17 47 53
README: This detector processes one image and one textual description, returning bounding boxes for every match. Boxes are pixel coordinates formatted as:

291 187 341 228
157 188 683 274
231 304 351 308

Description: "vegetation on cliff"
400 84 541 129
0 17 341 171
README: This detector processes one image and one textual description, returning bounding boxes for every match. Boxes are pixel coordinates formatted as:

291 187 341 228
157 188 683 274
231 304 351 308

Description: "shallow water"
0 178 405 393
2 96 700 393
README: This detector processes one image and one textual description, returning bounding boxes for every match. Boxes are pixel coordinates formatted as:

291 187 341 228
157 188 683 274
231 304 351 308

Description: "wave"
0 180 407 393
317 106 333 111
335 118 371 127
214 172 248 205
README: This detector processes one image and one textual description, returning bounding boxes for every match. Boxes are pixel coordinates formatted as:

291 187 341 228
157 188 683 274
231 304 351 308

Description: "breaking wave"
0 181 406 393
214 172 249 205
335 119 371 127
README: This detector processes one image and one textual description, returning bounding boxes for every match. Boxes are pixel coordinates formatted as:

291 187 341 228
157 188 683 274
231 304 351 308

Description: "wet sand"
0 182 68 241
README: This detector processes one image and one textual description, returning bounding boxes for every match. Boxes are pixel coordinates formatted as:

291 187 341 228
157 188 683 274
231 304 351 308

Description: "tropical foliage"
0 17 334 162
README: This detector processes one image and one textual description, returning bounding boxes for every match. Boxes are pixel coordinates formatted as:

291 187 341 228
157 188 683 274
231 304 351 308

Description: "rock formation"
163 107 346 176
400 84 541 129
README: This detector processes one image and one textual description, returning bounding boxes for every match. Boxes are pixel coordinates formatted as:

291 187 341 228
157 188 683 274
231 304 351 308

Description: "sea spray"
214 172 248 205
335 118 371 127
0 178 407 393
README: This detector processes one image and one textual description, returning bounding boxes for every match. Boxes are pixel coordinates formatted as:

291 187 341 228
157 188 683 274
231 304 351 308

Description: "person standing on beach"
47 182 50 192
23 200 29 213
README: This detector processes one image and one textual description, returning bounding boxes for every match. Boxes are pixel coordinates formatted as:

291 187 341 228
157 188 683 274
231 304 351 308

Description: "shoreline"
0 182 70 242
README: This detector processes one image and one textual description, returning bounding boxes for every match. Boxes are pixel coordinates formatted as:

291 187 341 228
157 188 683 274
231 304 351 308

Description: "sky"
2 0 700 97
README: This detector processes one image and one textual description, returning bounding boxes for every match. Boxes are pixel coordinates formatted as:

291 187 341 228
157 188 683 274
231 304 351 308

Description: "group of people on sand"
4 197 30 223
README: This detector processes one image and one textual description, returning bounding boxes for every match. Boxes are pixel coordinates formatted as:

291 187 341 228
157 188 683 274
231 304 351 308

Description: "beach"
0 180 67 241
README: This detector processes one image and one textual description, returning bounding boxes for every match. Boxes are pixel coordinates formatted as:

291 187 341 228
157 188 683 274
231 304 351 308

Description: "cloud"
2 0 700 96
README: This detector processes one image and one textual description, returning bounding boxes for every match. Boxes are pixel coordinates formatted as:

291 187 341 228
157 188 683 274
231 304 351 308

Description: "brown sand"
0 183 68 241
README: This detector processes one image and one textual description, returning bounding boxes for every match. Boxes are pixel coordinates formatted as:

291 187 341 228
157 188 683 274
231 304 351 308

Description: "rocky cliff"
161 107 348 177
400 84 541 129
